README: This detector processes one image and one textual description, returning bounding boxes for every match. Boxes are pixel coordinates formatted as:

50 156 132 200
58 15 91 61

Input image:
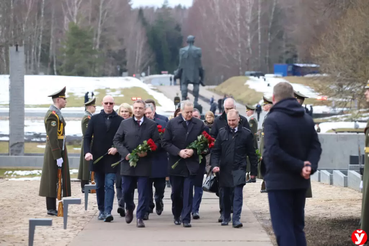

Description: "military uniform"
245 104 258 177
258 97 273 192
39 87 71 215
294 90 313 198
77 97 96 191
361 82 369 233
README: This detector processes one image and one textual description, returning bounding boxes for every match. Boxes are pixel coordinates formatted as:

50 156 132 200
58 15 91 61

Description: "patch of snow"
9 177 41 181
0 75 174 113
246 76 319 99
5 170 42 176
317 122 367 133
37 145 46 148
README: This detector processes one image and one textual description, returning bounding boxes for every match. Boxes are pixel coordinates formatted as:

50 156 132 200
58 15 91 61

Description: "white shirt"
134 116 144 125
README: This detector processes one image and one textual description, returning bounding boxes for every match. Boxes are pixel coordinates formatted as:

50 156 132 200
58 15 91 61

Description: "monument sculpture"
174 35 205 106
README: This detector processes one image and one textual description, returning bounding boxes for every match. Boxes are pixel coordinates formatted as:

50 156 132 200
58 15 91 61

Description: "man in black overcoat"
211 109 258 228
84 95 123 222
143 104 168 220
113 100 160 228
162 100 206 227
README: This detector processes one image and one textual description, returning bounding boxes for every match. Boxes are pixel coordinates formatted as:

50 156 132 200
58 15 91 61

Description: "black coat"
211 126 258 188
113 116 160 177
84 110 123 174
263 98 322 190
151 118 168 178
155 113 168 122
210 111 250 138
162 115 206 177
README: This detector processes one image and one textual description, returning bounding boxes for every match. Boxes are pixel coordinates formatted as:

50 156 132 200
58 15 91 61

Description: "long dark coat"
210 111 250 138
84 110 123 174
162 115 206 177
113 116 160 177
39 107 71 198
361 121 369 233
78 111 92 181
211 126 258 188
151 118 168 178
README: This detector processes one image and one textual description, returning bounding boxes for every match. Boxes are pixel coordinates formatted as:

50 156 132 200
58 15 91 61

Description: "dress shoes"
155 199 163 215
117 207 125 217
137 219 145 228
104 214 114 222
143 212 149 220
174 217 181 225
218 215 223 223
125 209 134 224
221 221 229 226
233 221 243 228
246 178 256 183
47 209 58 216
183 222 192 228
192 212 200 220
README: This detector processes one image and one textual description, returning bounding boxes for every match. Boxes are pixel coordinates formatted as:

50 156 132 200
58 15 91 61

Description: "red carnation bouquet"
157 125 165 136
172 131 215 169
112 139 157 168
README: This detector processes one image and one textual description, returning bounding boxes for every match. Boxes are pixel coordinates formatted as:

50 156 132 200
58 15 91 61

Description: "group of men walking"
46 82 369 246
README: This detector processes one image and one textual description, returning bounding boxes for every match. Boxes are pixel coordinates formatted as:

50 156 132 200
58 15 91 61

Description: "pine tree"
59 22 98 76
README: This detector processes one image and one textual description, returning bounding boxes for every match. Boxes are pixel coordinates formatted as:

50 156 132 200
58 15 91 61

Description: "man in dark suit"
113 99 160 228
84 95 123 222
143 104 168 220
162 100 206 227
145 99 168 122
263 82 321 246
210 98 250 222
211 109 258 228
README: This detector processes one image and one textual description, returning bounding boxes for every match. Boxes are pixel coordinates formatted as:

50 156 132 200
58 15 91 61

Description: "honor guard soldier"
245 104 258 183
39 86 71 216
258 96 273 193
78 95 96 192
294 90 313 198
361 81 369 234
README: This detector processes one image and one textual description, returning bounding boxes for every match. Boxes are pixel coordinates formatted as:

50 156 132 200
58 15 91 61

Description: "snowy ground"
317 121 367 133
4 169 79 181
0 75 174 113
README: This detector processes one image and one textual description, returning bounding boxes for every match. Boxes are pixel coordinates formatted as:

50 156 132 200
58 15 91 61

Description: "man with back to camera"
162 100 206 227
210 97 250 222
84 95 123 222
263 82 322 246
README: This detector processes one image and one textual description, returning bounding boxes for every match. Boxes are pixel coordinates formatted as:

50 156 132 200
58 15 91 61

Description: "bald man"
84 95 123 222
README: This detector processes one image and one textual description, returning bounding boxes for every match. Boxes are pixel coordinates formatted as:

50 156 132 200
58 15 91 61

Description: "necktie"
231 128 235 134
136 120 141 126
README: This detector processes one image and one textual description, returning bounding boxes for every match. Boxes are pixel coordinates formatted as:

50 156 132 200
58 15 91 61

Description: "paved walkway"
69 189 273 246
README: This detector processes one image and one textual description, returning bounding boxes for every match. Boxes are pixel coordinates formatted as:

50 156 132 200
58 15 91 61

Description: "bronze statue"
174 35 204 106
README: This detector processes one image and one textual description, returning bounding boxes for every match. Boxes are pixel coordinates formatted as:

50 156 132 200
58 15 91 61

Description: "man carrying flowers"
113 99 160 228
162 100 206 228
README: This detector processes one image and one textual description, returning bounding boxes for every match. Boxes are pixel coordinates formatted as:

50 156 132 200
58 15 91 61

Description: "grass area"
210 76 264 105
0 142 82 154
0 87 161 108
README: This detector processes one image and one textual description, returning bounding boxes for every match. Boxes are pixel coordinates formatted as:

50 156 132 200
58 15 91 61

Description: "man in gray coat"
211 109 258 228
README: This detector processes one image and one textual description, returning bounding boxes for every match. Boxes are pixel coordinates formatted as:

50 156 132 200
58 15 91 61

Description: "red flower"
209 142 215 148
157 125 162 129
147 138 157 151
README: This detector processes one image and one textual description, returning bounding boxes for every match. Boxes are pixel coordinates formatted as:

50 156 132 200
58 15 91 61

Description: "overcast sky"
131 0 193 8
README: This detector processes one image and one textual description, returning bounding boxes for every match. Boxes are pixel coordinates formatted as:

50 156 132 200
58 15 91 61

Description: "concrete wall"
320 170 332 185
0 156 80 169
311 170 320 182
348 170 362 192
318 133 364 170
332 170 347 187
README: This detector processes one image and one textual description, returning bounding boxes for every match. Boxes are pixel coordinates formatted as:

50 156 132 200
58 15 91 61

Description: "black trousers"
218 187 234 213
170 175 195 223
268 189 307 246
46 197 56 210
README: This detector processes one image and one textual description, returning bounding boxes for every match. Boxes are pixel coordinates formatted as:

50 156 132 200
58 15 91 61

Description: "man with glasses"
210 98 251 223
39 86 72 216
78 95 96 193
84 96 123 222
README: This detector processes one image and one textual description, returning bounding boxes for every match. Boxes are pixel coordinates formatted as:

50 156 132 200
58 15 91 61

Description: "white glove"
56 158 63 167
360 180 363 190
